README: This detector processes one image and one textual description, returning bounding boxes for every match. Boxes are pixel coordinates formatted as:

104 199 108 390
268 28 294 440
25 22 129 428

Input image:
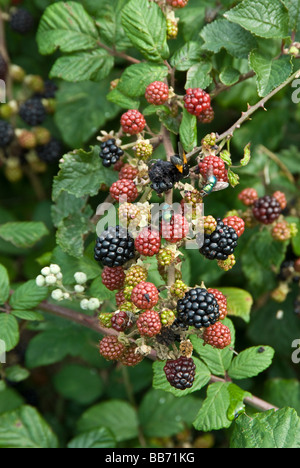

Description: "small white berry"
88 298 100 311
51 289 64 301
36 275 46 287
63 293 70 300
41 267 51 276
50 264 61 275
80 299 89 310
74 285 85 293
45 274 57 286
56 272 63 281
74 272 87 285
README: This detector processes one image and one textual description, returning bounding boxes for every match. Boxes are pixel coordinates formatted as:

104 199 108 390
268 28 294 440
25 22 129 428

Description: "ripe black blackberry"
0 53 8 81
252 195 282 225
10 8 34 34
149 160 182 194
164 356 196 390
100 139 124 168
19 98 46 126
35 80 58 99
177 288 220 329
0 120 14 148
198 218 238 261
94 225 135 267
36 138 62 163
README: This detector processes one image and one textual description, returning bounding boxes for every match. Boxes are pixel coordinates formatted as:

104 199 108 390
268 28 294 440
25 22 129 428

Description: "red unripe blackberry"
145 81 169 105
166 0 189 8
118 345 144 367
223 216 245 238
131 281 159 309
121 109 146 135
10 8 34 34
137 310 162 337
272 222 291 242
197 106 214 124
207 288 227 321
161 214 189 244
203 321 231 349
99 335 125 361
119 164 138 181
252 196 282 225
110 179 138 203
273 191 287 210
184 88 211 117
101 266 125 291
111 311 131 332
238 188 258 206
116 289 126 307
198 155 228 183
164 356 196 390
135 227 161 257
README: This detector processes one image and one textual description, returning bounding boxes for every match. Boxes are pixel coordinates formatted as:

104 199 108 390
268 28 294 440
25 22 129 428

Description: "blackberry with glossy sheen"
198 218 238 261
10 8 34 34
100 138 124 168
164 356 196 390
36 138 62 163
177 288 220 329
252 195 282 225
149 159 182 194
94 225 135 267
0 120 14 148
19 98 46 126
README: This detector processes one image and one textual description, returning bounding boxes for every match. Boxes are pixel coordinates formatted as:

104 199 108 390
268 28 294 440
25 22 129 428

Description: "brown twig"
96 40 141 65
210 70 256 100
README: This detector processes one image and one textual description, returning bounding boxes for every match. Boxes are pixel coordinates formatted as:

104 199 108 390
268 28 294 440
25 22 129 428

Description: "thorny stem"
38 300 279 413
210 71 256 99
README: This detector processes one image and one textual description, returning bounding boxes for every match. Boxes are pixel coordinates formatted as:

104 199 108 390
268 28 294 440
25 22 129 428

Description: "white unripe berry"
50 264 61 275
74 285 85 293
80 299 89 310
36 275 46 287
56 272 63 281
88 298 100 311
45 274 57 286
51 289 64 301
41 267 51 276
74 272 87 284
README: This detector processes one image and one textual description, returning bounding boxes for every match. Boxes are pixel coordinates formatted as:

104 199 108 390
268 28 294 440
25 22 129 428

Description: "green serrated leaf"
0 406 59 448
230 408 300 448
158 111 180 135
37 1 99 55
0 314 19 352
50 49 114 82
200 19 257 58
11 310 44 322
122 0 169 62
250 51 293 97
95 0 132 52
117 63 168 98
0 264 10 305
77 400 139 442
0 222 49 248
185 62 212 90
220 150 232 166
52 146 118 201
191 323 235 377
220 66 241 86
5 365 30 383
227 383 251 421
282 0 300 31
107 88 140 110
170 41 204 71
55 80 120 148
179 109 197 153
153 358 211 397
9 280 48 311
193 382 232 431
218 288 253 323
225 0 290 39
228 346 274 380
68 427 116 449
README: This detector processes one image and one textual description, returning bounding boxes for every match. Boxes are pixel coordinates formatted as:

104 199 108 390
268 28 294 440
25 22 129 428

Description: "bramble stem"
96 40 141 65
